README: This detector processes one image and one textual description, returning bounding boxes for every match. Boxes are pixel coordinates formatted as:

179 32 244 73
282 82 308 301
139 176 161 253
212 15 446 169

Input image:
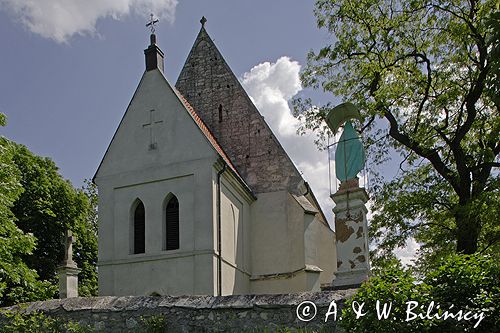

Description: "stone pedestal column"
331 178 370 288
58 230 81 298
57 264 81 298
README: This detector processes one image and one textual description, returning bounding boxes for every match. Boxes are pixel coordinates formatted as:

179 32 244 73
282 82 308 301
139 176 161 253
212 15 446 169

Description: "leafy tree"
0 121 55 306
295 0 499 257
74 179 98 297
0 112 97 304
11 145 88 283
8 143 98 299
425 254 499 332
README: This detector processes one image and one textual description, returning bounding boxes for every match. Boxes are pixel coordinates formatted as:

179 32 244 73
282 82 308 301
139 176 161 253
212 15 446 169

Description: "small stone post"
57 230 81 298
331 178 370 288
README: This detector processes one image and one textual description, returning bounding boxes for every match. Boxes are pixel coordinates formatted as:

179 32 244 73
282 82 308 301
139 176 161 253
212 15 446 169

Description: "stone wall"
1 290 356 332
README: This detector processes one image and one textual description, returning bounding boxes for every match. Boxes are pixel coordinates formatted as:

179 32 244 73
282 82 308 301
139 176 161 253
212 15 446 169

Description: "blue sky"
0 0 330 185
0 0 418 263
0 0 343 220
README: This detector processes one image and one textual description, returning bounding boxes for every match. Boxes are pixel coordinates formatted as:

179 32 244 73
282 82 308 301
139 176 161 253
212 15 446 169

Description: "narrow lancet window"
134 201 145 254
165 196 180 250
218 104 223 122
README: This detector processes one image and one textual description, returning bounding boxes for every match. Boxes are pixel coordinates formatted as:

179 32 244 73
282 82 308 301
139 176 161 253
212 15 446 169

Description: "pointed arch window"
133 201 145 254
165 196 179 250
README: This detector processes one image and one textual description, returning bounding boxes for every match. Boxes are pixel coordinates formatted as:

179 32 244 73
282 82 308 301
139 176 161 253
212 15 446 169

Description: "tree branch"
397 151 412 175
471 162 500 170
383 108 461 194
407 221 454 232
479 235 500 254
360 115 376 133
413 52 432 133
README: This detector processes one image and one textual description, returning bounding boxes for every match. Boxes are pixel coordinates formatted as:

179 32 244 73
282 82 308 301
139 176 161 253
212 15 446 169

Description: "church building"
94 18 337 296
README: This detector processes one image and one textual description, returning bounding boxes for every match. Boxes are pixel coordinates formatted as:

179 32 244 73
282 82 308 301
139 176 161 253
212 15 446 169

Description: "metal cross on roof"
146 13 159 33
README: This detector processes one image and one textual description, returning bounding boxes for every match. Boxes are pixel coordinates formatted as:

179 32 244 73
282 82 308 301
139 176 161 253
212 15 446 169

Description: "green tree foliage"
74 180 98 297
341 254 499 332
0 122 54 305
0 120 56 306
0 310 93 333
9 145 98 300
0 114 97 305
10 144 86 283
295 0 499 257
0 138 52 306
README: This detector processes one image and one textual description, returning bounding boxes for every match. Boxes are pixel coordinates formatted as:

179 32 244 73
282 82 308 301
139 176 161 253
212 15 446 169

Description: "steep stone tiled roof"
175 26 305 195
176 25 327 222
173 88 253 195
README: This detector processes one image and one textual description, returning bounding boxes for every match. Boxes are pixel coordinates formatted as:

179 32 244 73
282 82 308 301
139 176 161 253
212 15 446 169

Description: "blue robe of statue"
335 121 365 181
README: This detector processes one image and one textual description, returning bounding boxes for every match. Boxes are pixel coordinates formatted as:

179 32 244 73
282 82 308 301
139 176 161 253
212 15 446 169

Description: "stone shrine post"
331 178 370 287
325 102 371 288
57 230 81 298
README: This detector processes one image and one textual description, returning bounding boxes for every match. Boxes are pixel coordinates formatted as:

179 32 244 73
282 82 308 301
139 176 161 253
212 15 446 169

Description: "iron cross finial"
200 16 207 27
146 13 159 33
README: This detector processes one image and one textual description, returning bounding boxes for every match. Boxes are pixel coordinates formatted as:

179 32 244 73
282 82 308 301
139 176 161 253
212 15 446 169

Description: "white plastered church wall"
95 68 222 296
214 170 253 295
95 26 339 296
249 191 336 294
304 215 336 287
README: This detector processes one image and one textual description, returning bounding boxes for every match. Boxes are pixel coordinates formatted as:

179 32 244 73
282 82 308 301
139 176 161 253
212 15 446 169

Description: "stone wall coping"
3 290 357 314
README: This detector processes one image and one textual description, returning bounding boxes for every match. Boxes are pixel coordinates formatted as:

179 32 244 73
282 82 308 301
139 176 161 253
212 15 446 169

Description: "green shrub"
0 310 93 333
340 254 499 332
139 315 167 333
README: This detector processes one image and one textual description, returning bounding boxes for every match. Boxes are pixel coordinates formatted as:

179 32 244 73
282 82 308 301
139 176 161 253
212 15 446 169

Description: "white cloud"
241 56 334 224
394 238 421 266
241 58 378 226
241 57 419 264
242 57 302 137
0 0 178 43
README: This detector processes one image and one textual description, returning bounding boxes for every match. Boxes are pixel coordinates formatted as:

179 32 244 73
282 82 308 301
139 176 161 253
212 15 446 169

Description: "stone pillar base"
331 178 371 289
332 269 369 289
57 265 81 298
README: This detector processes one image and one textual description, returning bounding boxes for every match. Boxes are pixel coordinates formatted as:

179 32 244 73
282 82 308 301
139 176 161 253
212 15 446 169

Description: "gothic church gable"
176 26 304 194
95 69 220 179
